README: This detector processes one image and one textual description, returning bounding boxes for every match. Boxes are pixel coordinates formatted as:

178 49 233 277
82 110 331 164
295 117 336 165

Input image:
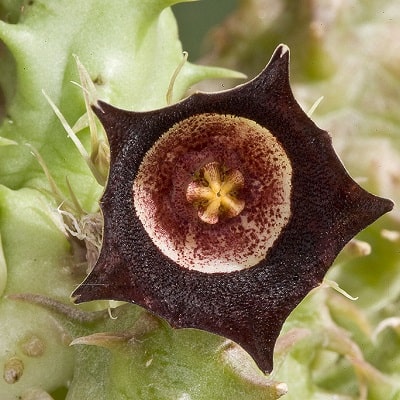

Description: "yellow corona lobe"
186 162 245 224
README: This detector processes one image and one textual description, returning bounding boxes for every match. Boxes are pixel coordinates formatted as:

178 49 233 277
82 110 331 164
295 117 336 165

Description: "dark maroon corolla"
72 45 393 373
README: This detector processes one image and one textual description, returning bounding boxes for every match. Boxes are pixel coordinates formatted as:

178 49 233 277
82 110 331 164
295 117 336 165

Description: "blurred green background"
173 0 238 60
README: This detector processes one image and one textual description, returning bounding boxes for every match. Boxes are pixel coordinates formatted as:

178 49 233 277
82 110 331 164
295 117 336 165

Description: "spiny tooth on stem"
3 357 24 384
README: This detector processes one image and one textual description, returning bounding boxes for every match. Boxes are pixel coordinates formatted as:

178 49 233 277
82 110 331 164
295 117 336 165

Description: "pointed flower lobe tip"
278 43 290 57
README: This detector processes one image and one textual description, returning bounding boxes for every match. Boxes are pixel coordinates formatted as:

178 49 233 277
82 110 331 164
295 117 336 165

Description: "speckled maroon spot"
133 113 292 273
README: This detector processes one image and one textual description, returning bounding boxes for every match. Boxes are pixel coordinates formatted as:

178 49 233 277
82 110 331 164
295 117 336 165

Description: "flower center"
133 113 293 273
186 162 245 224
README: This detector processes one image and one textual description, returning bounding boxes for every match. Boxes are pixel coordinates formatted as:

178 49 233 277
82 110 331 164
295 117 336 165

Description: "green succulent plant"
0 1 399 400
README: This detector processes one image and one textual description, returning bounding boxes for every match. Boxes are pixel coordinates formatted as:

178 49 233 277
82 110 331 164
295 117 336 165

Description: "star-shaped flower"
72 45 393 373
